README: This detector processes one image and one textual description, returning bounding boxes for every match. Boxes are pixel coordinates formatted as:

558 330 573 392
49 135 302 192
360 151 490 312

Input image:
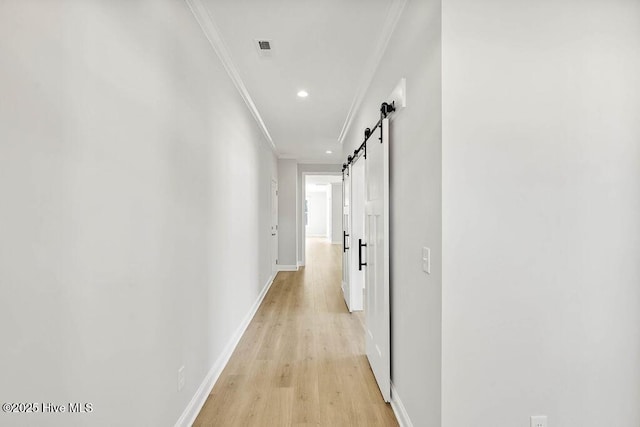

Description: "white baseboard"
277 264 298 272
297 260 304 267
174 274 276 427
391 382 413 427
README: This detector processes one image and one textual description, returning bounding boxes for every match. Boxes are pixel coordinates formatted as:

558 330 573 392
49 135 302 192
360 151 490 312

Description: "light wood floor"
193 237 398 427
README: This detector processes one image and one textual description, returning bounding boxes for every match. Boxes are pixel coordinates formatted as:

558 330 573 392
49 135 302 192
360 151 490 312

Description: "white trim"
336 0 407 145
390 382 414 427
297 260 305 267
277 265 299 272
185 0 278 155
174 274 276 427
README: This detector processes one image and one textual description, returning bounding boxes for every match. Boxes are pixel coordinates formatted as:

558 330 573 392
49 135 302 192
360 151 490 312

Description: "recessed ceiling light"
325 150 332 154
297 90 309 98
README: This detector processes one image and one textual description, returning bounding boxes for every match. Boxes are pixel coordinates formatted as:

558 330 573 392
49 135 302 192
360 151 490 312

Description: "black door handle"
343 231 350 252
359 239 367 270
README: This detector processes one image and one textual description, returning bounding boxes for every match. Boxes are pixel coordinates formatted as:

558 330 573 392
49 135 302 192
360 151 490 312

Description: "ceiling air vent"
255 39 273 57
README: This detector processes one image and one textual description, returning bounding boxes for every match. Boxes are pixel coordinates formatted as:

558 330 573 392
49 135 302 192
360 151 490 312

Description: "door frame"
300 171 343 266
270 178 278 274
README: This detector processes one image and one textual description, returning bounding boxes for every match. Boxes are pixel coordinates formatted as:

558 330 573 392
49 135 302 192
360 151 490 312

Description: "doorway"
303 174 342 248
303 173 343 275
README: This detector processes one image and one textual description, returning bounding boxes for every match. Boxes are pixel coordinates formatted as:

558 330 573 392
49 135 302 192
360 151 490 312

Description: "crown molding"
337 0 407 145
185 0 278 155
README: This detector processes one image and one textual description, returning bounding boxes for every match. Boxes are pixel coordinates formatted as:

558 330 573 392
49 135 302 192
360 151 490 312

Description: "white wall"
277 159 298 267
442 0 640 426
305 190 329 237
0 2 277 426
297 164 342 265
342 1 442 425
331 183 343 244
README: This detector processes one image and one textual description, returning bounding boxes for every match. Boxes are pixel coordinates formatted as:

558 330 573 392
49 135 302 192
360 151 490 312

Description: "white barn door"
341 168 351 308
365 118 391 402
349 158 365 312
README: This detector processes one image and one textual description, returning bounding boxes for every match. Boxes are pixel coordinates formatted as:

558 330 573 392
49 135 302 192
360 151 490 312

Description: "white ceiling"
203 0 395 163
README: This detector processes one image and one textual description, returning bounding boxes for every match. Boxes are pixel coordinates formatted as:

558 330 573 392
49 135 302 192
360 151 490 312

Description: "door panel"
349 158 365 311
365 119 390 402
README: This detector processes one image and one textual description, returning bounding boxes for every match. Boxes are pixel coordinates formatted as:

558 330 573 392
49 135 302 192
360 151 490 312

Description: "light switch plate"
422 247 430 274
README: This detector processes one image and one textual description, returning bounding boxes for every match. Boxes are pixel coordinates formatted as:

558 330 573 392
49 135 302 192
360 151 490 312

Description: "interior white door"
349 158 365 311
271 179 278 272
364 118 390 402
342 168 351 309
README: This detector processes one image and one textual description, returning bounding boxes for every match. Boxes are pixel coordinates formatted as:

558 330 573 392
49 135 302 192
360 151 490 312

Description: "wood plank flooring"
193 238 398 427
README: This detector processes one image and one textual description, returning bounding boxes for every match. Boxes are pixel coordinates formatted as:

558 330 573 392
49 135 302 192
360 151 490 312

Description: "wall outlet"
177 366 185 392
531 415 547 427
422 247 431 274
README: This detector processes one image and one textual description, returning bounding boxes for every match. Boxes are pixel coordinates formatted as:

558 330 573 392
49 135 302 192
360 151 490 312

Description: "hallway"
3 1 640 426
193 238 398 426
